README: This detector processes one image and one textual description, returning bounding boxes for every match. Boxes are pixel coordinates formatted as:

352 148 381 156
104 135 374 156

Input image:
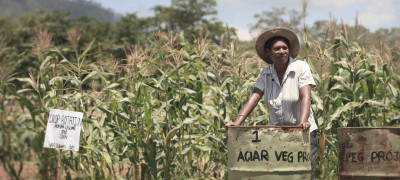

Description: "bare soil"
0 162 38 180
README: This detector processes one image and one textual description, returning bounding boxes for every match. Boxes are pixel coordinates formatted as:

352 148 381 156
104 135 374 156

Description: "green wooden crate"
227 126 311 180
338 127 400 180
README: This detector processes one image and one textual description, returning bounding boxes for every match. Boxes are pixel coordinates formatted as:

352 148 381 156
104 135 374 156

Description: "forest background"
0 0 399 179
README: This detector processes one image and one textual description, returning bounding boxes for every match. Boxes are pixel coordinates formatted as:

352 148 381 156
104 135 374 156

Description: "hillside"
0 0 120 22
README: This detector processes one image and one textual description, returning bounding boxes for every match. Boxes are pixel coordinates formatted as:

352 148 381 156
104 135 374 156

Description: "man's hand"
299 121 311 130
224 121 240 131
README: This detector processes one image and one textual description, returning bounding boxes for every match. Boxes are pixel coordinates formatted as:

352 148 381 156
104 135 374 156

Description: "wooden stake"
57 149 62 180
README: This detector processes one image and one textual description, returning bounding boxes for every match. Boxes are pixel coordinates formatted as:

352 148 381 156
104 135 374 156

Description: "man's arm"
225 88 263 129
299 85 311 130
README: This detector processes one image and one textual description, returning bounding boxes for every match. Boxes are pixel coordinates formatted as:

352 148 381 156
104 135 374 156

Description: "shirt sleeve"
298 62 316 89
254 68 266 92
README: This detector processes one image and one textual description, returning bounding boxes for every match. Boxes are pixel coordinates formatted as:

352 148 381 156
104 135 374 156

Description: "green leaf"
181 145 193 155
195 145 211 152
334 60 351 72
49 76 66 85
354 69 373 84
333 76 351 92
97 106 113 115
60 59 79 72
81 71 98 84
166 126 181 141
183 87 196 94
311 91 323 111
101 151 112 167
330 84 346 93
39 56 52 71
79 39 96 60
201 105 222 119
104 83 120 90
115 112 130 121
363 100 384 107
330 102 361 122
182 116 198 125
387 82 399 98
82 117 91 123
16 78 36 90
167 62 188 78
144 82 163 92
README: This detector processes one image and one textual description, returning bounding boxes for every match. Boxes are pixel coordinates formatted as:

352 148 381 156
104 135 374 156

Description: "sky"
91 0 400 41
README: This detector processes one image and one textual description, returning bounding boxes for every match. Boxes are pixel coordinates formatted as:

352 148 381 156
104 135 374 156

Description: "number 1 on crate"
252 130 261 142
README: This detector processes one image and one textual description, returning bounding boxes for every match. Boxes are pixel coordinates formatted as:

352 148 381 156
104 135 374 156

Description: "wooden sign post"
43 109 83 180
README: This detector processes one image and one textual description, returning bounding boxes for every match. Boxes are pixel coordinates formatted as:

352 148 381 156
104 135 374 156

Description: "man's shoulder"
292 59 309 66
259 65 272 75
291 59 311 71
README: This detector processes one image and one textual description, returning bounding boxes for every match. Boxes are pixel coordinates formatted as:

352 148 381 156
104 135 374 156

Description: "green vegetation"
0 0 399 179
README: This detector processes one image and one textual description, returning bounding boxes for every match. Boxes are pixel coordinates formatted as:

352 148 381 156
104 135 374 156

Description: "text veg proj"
237 150 310 163
345 151 400 163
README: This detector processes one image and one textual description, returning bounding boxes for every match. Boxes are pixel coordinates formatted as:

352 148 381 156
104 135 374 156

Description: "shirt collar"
286 57 296 73
264 57 296 75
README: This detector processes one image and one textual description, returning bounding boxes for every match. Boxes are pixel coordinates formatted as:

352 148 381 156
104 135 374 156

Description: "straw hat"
255 27 300 64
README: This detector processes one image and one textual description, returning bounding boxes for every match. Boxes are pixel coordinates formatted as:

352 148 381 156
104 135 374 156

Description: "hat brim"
255 28 300 64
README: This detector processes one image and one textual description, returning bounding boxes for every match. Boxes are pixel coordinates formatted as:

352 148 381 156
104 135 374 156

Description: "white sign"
43 109 83 151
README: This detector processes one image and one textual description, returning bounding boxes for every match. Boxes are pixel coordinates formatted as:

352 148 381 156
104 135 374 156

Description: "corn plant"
1 24 399 180
303 23 400 179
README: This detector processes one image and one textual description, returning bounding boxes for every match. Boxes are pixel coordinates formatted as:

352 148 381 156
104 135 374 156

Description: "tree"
114 13 155 45
251 7 303 34
153 0 217 33
152 0 235 42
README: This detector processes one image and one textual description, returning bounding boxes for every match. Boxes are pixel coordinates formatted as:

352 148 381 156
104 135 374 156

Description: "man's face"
266 40 289 66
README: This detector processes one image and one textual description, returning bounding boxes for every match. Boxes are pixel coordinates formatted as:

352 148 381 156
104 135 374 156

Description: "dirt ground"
0 162 38 180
